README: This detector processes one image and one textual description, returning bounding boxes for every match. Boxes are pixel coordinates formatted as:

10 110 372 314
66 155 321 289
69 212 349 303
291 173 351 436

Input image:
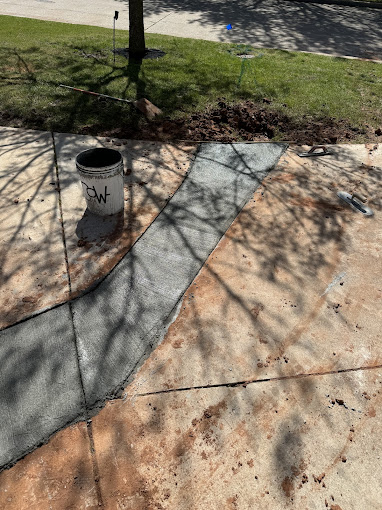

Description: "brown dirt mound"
2 98 381 144
98 98 380 145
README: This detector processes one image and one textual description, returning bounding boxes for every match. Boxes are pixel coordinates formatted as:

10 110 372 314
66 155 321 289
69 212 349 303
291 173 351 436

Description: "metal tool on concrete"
59 84 163 120
337 191 373 216
298 145 334 157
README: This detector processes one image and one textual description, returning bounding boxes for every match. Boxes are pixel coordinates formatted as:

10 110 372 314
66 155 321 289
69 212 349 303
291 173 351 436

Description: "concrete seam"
134 363 382 397
144 11 174 30
51 132 103 507
51 131 72 297
86 421 105 508
68 298 105 506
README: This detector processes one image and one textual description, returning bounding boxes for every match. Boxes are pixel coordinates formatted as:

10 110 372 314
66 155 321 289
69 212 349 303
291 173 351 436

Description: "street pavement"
1 0 382 60
0 127 381 508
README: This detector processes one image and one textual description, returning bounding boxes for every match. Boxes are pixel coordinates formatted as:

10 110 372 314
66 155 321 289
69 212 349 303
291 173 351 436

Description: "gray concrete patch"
72 143 287 407
0 142 286 470
0 304 85 469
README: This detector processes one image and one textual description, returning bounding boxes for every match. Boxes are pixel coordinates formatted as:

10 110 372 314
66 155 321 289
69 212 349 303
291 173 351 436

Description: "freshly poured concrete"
0 305 84 469
0 141 381 509
0 138 285 471
71 143 287 407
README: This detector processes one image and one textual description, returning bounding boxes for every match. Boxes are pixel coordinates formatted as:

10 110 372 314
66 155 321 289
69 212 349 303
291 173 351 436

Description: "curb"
290 0 382 9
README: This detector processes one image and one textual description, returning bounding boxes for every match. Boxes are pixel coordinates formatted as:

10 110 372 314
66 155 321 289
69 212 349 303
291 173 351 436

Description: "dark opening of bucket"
76 148 122 168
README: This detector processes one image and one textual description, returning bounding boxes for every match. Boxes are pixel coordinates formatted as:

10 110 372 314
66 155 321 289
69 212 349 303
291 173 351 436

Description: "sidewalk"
0 127 196 329
0 128 381 508
1 0 382 61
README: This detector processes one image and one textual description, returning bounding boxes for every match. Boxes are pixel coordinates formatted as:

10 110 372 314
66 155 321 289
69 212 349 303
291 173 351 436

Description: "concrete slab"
0 422 97 509
0 139 285 472
0 129 195 328
54 133 195 299
0 127 68 330
91 369 382 509
71 143 287 408
127 144 382 395
0 304 85 469
1 143 381 509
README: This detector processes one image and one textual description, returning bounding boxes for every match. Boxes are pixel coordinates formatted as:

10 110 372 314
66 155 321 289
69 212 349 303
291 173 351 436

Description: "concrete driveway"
0 127 381 509
1 0 382 60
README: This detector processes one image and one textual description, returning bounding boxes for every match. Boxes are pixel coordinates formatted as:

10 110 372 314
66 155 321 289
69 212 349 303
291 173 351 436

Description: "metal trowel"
298 145 334 157
337 191 373 216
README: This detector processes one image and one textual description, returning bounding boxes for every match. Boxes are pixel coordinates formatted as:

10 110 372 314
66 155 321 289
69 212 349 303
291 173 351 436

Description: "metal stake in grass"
236 51 263 90
236 59 250 89
113 11 119 64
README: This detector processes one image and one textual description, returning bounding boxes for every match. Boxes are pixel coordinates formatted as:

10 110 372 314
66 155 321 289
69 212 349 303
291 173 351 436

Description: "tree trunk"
129 0 146 58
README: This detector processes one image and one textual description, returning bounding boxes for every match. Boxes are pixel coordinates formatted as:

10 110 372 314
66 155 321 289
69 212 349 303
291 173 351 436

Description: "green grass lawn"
0 15 381 139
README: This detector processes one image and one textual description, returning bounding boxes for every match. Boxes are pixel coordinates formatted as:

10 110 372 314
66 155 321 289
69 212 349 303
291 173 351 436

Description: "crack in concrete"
86 420 105 508
0 142 289 472
144 11 174 30
135 363 382 397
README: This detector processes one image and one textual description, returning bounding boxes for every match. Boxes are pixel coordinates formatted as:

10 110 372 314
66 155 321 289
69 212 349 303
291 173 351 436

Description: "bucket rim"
76 161 123 175
75 147 123 172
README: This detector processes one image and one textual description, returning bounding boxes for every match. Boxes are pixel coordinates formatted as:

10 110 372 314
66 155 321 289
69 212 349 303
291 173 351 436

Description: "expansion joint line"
144 11 173 30
136 363 382 397
50 132 104 508
51 132 72 297
50 132 86 406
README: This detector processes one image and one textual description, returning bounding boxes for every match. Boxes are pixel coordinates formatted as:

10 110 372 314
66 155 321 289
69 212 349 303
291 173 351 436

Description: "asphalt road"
1 0 382 60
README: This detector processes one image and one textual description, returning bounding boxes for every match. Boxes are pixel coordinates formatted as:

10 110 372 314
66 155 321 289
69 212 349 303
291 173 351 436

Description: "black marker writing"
81 181 111 204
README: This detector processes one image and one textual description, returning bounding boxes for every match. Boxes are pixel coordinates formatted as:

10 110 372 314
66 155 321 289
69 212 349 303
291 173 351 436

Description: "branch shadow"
0 136 381 510
81 143 382 507
135 0 382 60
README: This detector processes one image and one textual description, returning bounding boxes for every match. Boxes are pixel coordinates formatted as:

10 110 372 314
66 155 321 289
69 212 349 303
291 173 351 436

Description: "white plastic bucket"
76 148 124 216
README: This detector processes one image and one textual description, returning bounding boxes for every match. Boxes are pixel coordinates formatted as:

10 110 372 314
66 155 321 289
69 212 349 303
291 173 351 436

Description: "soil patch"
87 98 380 144
2 98 381 144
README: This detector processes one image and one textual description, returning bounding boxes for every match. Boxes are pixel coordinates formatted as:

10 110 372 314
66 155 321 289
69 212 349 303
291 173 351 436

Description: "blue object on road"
227 24 232 30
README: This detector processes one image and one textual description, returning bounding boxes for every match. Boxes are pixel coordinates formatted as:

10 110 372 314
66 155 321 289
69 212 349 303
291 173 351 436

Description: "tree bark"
129 0 146 58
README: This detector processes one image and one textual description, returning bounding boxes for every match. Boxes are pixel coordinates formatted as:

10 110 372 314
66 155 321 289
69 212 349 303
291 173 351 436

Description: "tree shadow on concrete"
0 126 196 488
81 143 382 507
0 138 381 508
